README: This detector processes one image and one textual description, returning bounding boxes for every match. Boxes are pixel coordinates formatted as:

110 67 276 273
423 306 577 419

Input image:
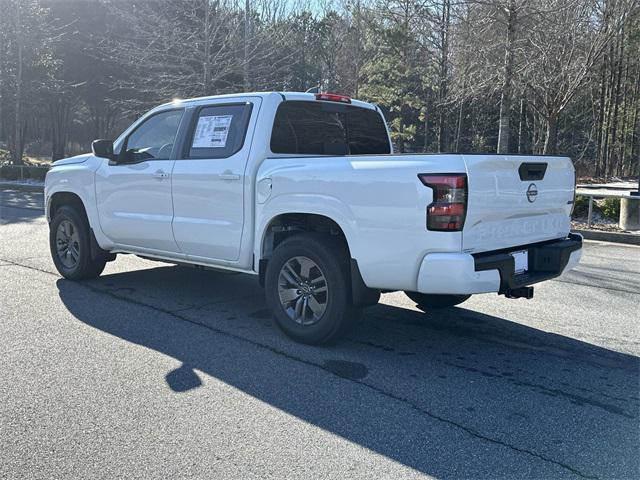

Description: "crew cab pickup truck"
46 91 582 344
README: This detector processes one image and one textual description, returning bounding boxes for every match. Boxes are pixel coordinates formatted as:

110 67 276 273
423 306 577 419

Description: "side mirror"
91 139 114 160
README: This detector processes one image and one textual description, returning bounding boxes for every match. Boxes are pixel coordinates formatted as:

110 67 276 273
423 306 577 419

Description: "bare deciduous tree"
524 0 635 155
0 0 637 177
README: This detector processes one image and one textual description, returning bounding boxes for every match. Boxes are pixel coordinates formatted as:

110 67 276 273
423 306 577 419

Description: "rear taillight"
418 173 468 231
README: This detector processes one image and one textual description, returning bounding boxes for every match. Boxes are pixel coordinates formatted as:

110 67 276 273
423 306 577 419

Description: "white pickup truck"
46 91 582 344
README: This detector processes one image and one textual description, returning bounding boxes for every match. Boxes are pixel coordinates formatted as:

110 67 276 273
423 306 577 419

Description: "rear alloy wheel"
277 256 328 326
405 292 471 310
265 233 358 345
49 205 107 280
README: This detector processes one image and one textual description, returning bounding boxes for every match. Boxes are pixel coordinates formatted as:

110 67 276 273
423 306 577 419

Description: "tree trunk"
517 96 526 153
629 62 640 173
398 120 405 153
13 2 24 165
0 21 4 144
50 97 70 161
243 0 250 92
595 58 608 176
92 106 102 140
609 31 624 175
602 32 618 176
437 0 450 152
619 45 631 168
353 0 362 97
203 1 211 95
543 113 559 155
629 65 640 174
497 0 516 154
455 99 464 152
423 107 429 153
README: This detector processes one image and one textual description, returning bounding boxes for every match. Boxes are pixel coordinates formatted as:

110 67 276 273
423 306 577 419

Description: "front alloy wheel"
55 219 81 269
49 205 107 280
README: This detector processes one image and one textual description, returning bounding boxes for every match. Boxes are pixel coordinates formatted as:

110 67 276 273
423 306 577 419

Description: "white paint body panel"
417 244 582 295
45 155 100 224
462 155 574 253
417 253 501 294
95 159 180 252
45 91 581 296
171 97 262 262
255 155 464 291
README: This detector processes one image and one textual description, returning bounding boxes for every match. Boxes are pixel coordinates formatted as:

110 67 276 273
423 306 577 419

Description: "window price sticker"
192 115 233 148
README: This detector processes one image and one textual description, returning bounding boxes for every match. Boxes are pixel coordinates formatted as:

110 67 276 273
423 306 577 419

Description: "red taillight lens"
418 173 468 231
315 92 351 104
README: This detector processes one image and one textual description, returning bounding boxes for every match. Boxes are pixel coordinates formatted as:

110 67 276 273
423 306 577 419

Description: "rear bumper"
416 233 582 295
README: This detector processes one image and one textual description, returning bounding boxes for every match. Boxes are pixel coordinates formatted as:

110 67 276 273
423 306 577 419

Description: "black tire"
405 292 471 309
265 233 359 345
49 205 107 280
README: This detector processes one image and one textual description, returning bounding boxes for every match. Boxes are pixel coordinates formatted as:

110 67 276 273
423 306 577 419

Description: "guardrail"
575 189 639 230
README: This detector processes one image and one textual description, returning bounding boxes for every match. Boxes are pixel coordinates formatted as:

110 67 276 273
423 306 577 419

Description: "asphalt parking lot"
1 186 639 479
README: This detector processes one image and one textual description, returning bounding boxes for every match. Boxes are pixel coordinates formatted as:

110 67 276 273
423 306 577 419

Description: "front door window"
122 109 184 163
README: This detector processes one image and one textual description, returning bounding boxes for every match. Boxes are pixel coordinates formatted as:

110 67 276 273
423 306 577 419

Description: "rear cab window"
270 101 390 155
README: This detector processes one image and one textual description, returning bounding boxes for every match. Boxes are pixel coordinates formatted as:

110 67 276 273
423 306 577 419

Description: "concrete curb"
573 229 640 246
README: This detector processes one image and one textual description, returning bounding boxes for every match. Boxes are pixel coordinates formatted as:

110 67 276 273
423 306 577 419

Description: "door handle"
219 172 240 181
153 169 169 179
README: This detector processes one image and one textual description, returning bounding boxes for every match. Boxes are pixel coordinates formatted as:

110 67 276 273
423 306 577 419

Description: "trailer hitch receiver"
505 286 534 299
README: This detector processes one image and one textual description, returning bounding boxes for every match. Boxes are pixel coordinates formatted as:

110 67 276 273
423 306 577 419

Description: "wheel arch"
48 191 88 223
47 190 113 262
259 212 351 259
257 211 379 307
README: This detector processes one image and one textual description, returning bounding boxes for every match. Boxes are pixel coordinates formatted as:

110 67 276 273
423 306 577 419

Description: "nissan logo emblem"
526 183 538 203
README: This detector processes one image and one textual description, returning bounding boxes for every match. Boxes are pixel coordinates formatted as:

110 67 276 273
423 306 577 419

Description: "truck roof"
156 91 377 111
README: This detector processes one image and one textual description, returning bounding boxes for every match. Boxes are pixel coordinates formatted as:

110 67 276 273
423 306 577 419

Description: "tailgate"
462 155 574 253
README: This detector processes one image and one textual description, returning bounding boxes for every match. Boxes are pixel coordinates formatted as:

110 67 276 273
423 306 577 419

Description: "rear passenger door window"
185 104 253 159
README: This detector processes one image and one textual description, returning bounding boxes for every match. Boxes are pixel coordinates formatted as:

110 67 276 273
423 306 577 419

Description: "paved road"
1 187 639 479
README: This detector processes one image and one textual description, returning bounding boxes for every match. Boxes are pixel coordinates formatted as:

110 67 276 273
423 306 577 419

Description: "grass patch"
599 198 620 220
